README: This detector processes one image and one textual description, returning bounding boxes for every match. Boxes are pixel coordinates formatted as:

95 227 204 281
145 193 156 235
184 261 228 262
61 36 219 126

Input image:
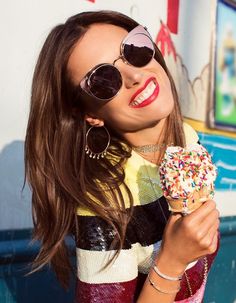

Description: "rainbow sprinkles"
159 143 217 214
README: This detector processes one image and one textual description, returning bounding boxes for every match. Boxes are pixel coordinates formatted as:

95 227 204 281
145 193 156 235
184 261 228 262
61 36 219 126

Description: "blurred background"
0 0 236 302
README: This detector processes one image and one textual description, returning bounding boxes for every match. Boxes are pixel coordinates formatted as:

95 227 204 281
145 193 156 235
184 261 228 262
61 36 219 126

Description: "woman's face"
67 23 174 135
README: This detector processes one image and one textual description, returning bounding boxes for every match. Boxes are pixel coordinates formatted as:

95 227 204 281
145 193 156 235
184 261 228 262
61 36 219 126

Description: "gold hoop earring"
85 126 110 159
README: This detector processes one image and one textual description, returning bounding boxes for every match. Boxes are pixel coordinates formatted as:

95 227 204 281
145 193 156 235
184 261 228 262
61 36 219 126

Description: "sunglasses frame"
79 25 155 101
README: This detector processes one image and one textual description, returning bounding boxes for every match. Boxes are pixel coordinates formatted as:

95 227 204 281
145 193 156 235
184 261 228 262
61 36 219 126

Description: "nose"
116 61 144 88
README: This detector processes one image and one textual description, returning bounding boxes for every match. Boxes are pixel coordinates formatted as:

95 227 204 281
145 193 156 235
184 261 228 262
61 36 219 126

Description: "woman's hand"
157 199 220 275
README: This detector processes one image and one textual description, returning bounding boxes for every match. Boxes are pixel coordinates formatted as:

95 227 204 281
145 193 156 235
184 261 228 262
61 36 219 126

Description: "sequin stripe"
75 277 137 303
76 196 170 250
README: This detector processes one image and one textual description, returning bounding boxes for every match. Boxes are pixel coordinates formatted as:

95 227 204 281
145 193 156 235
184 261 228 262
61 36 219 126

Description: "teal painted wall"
204 216 236 303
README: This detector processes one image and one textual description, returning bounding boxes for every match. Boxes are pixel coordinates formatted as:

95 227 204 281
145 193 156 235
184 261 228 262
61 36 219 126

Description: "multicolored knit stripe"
75 200 218 303
75 124 218 303
75 197 168 303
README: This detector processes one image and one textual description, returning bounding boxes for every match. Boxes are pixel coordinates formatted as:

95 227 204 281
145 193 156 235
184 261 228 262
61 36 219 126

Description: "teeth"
131 81 156 106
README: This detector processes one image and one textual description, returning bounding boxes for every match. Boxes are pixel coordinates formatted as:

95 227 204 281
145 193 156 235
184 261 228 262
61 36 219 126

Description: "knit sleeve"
75 213 138 303
183 122 199 146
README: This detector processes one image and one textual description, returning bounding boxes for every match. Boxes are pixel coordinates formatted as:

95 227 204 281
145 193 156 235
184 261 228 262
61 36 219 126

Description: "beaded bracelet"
147 273 181 295
153 264 183 281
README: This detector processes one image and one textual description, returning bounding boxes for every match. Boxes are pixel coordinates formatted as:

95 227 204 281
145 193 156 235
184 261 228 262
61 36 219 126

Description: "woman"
25 10 220 303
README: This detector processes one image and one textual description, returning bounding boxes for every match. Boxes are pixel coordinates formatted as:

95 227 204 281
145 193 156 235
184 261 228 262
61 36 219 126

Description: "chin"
153 109 172 121
156 103 174 118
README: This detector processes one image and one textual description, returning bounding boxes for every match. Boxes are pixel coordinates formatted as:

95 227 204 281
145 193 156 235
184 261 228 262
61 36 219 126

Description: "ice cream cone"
166 186 212 215
159 143 217 215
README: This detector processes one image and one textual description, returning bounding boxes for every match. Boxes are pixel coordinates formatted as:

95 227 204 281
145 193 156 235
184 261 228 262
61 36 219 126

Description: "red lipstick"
129 77 160 108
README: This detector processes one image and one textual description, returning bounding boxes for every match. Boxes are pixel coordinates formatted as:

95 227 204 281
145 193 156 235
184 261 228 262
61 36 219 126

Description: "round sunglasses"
79 25 155 101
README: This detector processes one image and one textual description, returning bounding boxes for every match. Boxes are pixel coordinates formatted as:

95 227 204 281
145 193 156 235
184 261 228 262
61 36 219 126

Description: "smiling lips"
129 77 160 108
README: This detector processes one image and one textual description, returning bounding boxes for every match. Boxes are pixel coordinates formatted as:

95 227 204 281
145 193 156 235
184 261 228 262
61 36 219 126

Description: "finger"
206 230 219 254
187 200 217 224
211 231 219 250
200 221 219 252
168 212 183 225
198 209 220 236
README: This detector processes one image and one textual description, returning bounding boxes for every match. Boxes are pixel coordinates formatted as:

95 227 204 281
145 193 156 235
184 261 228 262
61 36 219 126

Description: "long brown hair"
24 10 185 288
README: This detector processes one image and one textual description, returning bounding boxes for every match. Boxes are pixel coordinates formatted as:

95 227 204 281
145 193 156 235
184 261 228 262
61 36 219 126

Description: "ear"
85 114 104 127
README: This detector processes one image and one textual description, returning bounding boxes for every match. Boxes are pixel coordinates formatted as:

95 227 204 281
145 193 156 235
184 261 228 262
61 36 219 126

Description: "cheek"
157 77 174 104
151 62 174 100
98 102 135 131
97 102 121 124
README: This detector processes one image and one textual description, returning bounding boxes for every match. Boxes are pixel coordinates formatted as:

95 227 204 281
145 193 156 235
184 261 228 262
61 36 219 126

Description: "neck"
122 119 167 165
123 119 166 148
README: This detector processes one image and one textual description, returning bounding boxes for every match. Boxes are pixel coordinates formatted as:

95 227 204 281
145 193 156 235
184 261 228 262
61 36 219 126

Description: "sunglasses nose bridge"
113 54 127 66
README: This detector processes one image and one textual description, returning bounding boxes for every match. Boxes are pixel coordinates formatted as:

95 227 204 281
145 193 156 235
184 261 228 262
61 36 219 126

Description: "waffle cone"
166 187 211 215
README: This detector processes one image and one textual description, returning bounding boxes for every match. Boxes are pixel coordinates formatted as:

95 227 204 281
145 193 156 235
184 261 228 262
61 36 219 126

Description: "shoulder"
183 122 199 146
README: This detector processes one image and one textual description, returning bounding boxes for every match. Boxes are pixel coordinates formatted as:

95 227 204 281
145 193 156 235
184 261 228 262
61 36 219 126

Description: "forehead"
67 23 128 84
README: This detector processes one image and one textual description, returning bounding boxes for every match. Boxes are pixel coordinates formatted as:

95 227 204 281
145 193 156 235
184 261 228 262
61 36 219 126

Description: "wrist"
155 249 187 277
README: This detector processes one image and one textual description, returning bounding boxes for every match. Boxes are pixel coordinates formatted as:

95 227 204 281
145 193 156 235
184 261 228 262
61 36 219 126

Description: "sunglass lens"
123 33 154 67
88 65 122 100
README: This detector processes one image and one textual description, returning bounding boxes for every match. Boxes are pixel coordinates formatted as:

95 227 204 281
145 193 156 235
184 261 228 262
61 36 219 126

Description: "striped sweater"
75 124 219 303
